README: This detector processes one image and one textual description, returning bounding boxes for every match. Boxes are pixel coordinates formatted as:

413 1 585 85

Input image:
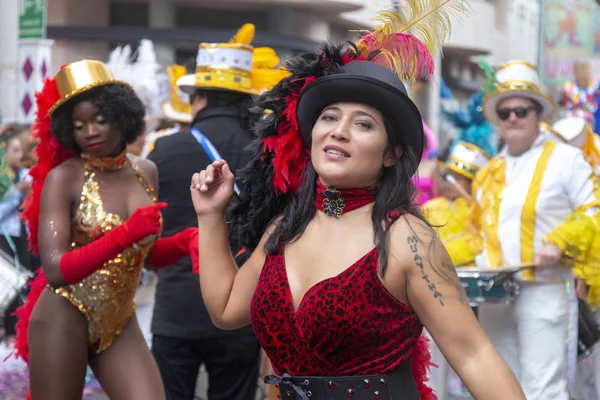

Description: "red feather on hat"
262 1 466 195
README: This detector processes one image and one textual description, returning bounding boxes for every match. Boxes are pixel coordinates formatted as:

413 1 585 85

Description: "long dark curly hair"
50 83 145 152
229 43 427 276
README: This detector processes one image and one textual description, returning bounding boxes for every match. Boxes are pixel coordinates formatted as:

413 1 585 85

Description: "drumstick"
461 263 538 273
443 173 473 202
519 263 539 268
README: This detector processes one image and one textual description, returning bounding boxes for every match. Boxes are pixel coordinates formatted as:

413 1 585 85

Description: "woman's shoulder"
47 157 83 181
388 212 439 263
127 154 156 173
41 157 84 200
127 154 157 184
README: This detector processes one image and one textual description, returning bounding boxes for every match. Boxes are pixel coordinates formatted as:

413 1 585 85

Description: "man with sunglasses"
469 60 600 400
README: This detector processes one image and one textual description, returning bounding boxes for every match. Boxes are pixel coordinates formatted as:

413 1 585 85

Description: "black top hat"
296 61 424 166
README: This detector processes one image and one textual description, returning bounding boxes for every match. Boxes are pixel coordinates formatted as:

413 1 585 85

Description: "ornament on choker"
81 149 128 171
315 179 375 217
322 187 345 217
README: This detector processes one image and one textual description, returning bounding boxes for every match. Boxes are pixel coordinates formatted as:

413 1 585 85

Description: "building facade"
1 0 543 127
47 0 365 72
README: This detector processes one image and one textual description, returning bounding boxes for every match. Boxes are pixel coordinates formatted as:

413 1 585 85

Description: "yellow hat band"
195 66 255 94
496 80 541 96
443 159 478 180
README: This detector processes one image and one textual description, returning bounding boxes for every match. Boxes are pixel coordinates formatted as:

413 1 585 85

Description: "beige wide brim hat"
439 141 492 180
177 73 197 96
482 61 555 126
162 64 193 124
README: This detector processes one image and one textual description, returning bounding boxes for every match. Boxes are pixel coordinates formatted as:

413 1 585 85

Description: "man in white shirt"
472 61 600 399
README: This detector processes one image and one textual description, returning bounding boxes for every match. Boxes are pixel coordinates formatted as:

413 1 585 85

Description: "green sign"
19 0 46 40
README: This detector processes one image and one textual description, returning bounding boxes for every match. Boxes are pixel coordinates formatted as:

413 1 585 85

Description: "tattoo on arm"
408 231 469 307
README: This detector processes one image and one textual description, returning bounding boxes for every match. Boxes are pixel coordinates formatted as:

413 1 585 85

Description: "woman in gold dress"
14 60 198 400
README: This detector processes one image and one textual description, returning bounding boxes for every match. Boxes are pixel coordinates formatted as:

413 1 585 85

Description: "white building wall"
506 0 541 66
0 0 19 123
47 0 110 75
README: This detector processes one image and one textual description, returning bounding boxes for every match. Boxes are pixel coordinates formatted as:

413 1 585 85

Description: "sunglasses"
497 106 536 121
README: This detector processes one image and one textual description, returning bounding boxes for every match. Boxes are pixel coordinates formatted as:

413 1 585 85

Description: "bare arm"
385 216 525 400
38 162 80 287
191 159 268 330
40 158 165 288
197 213 268 329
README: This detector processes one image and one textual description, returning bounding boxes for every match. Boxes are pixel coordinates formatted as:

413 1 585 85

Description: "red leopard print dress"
250 224 437 399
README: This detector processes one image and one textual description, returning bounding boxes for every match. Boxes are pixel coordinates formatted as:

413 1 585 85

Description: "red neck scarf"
315 179 375 217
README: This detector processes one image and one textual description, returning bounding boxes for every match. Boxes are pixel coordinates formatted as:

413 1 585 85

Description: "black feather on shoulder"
229 42 358 251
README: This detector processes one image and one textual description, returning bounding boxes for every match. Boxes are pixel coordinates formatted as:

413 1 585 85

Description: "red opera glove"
149 227 198 269
190 229 199 274
60 202 167 284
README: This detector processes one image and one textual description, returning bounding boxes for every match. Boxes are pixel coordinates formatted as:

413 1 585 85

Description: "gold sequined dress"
51 158 158 353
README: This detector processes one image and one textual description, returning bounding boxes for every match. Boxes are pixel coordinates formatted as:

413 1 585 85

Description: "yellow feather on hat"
230 23 255 45
252 47 281 69
354 0 467 83
252 66 290 94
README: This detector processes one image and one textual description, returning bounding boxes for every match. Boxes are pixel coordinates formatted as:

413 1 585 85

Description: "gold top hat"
440 141 492 180
49 60 132 116
162 64 193 124
179 24 290 97
482 60 555 126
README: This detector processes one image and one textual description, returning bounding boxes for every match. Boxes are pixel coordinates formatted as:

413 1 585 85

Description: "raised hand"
190 160 235 217
122 202 167 242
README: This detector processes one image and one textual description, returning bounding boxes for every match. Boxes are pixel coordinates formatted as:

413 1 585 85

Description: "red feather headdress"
21 76 74 254
230 1 467 253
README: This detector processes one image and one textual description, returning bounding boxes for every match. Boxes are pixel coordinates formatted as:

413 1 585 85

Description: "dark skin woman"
17 65 196 400
27 85 163 399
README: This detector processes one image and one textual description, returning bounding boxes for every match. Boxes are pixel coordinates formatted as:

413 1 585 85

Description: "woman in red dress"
191 4 525 400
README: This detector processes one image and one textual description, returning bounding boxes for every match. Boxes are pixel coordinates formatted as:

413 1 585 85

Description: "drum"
0 248 33 315
457 268 521 307
578 299 600 358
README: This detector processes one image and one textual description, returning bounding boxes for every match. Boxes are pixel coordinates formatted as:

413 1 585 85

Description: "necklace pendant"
322 187 345 217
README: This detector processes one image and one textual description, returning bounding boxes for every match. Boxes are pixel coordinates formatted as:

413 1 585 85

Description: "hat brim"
162 102 192 124
438 161 474 181
177 74 197 96
483 90 555 126
177 74 258 96
296 74 424 169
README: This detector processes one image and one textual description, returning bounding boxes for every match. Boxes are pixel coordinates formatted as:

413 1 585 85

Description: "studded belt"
264 359 419 400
